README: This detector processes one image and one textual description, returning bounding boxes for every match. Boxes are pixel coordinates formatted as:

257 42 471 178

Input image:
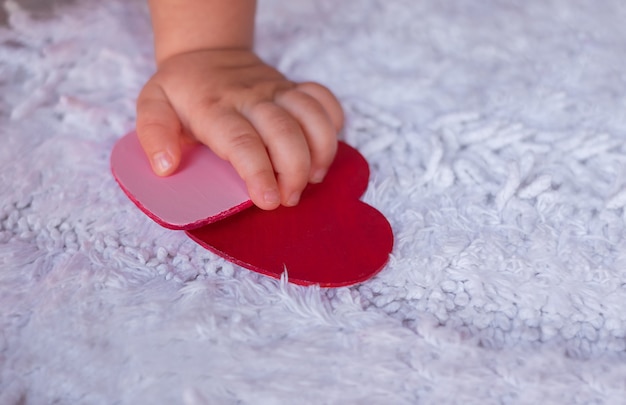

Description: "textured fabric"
1 0 626 403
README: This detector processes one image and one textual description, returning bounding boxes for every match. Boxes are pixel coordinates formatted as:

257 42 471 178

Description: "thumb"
136 82 183 176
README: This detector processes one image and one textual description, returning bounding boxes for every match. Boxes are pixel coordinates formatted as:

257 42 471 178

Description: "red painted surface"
187 142 394 287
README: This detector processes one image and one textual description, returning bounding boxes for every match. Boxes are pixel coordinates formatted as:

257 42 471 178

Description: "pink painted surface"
110 131 252 230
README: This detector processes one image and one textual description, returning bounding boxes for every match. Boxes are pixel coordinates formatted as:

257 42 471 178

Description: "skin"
137 0 344 210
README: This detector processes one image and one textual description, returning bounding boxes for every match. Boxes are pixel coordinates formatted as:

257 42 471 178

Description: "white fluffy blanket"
2 0 626 403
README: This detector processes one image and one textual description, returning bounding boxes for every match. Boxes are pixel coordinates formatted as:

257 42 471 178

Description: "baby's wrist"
156 47 260 69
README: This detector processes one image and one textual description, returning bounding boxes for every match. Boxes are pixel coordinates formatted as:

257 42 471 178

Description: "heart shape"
187 142 394 287
111 132 393 287
111 132 252 230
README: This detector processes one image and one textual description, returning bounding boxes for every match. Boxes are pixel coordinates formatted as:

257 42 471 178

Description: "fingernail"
311 169 327 184
286 192 301 207
264 189 281 205
153 151 173 175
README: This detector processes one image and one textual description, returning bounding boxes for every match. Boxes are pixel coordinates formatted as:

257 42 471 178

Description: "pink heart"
111 132 393 287
111 132 252 230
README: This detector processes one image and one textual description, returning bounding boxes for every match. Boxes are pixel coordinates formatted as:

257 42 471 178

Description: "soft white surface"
2 0 626 403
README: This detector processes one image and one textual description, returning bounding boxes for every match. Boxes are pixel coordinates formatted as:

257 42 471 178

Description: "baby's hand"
136 49 344 210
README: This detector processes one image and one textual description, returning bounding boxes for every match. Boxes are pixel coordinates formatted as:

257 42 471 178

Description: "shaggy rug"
2 0 626 403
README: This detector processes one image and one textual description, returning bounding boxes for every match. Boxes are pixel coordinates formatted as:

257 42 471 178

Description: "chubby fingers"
195 84 342 209
136 82 183 176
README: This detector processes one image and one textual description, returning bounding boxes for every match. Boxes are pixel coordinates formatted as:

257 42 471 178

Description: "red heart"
187 142 394 287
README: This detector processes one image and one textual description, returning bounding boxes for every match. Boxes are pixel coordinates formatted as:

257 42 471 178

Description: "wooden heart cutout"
111 132 394 287
186 142 394 287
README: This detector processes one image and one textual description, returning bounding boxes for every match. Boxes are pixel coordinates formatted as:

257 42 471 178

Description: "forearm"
148 0 256 64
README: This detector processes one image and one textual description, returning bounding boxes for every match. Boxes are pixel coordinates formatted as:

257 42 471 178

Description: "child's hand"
136 49 344 210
